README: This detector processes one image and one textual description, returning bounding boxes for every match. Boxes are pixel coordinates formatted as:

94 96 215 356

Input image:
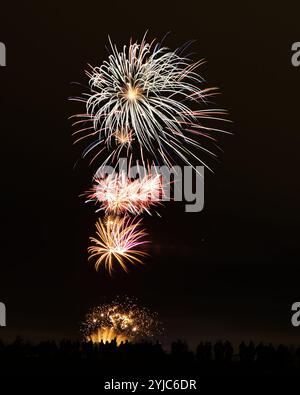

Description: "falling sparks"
88 216 148 275
71 34 228 169
81 297 162 345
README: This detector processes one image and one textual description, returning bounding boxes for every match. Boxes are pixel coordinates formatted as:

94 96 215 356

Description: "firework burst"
85 172 163 215
70 34 230 278
88 216 148 275
71 35 228 169
81 297 162 345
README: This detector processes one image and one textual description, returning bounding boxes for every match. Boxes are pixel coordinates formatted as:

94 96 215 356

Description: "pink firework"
85 172 163 215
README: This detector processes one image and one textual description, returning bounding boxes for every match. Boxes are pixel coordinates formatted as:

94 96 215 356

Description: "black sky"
0 1 300 347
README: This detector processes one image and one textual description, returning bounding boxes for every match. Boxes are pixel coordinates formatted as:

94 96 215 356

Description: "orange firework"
88 216 148 275
81 297 162 344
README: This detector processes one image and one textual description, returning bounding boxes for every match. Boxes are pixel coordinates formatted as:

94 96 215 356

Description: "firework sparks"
114 128 133 146
81 297 162 345
86 172 162 215
71 35 228 169
70 34 229 277
88 216 148 274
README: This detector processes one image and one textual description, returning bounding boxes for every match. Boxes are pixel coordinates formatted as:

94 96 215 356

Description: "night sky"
0 1 300 348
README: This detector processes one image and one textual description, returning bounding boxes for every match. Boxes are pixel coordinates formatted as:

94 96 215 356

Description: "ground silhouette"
0 338 299 377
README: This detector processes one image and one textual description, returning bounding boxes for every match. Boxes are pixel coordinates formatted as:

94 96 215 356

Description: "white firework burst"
71 34 228 169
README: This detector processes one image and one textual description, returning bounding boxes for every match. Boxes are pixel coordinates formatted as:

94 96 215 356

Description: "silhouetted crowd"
0 337 300 376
